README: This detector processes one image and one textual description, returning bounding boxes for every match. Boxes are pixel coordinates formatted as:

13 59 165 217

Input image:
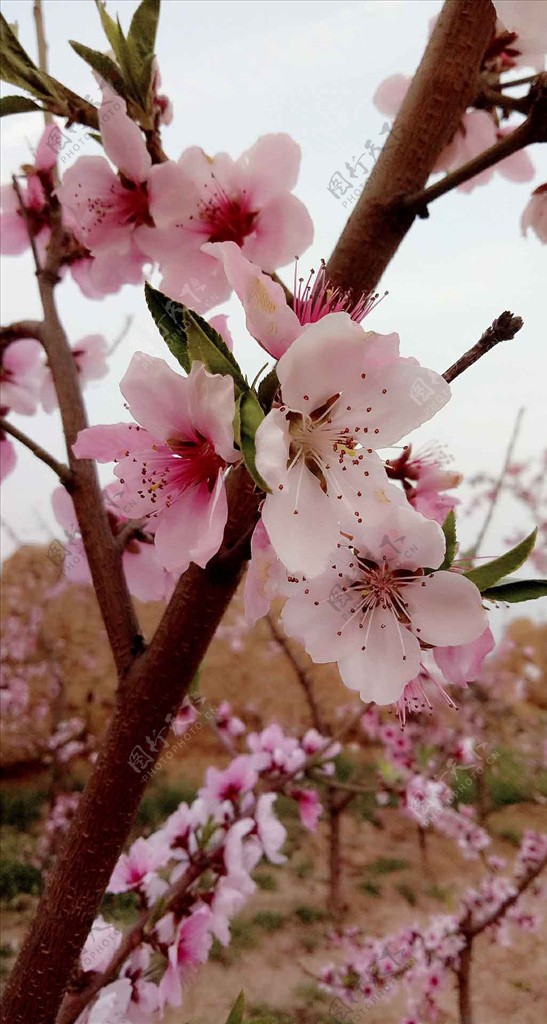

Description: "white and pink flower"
281 505 488 705
254 313 450 577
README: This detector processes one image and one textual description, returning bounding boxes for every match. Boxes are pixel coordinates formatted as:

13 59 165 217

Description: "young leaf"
224 991 245 1024
128 0 160 60
439 509 457 570
0 95 43 116
481 579 547 604
235 391 271 493
144 283 190 373
183 308 248 393
464 528 537 592
69 42 127 98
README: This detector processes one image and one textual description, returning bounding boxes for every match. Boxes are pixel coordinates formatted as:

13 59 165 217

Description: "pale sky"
1 1 546 625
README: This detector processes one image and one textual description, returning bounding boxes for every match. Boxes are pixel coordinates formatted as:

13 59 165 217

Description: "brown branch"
442 311 523 384
403 77 546 215
266 612 323 731
0 417 71 482
466 853 547 939
33 0 52 125
1 321 43 350
326 0 497 296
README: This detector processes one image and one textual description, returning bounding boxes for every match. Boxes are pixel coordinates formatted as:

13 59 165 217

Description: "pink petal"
261 459 340 577
153 472 228 572
203 241 301 357
373 74 411 118
338 606 422 704
243 192 314 271
0 435 16 481
242 133 303 206
100 88 152 183
433 626 495 686
404 571 488 647
73 422 152 461
120 352 196 440
276 312 367 412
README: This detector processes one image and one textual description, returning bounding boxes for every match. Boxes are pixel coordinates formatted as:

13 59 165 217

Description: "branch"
442 310 523 384
326 0 497 296
0 417 71 483
471 406 524 557
403 77 546 215
1 321 43 350
265 612 323 731
466 853 547 939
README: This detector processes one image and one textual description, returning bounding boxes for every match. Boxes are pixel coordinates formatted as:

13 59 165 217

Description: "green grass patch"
0 790 46 831
294 904 327 925
366 856 409 876
359 879 382 897
253 910 286 931
254 871 278 892
135 782 198 832
0 859 43 901
396 881 417 906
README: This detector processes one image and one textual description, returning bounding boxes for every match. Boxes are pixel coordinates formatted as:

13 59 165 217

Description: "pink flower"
69 242 148 298
247 723 306 774
0 339 44 415
0 125 57 258
493 2 547 70
0 432 16 482
291 787 322 832
204 244 378 359
215 700 246 738
108 836 169 894
281 505 488 705
521 184 547 243
433 627 496 686
158 907 212 1011
256 793 287 863
387 442 462 525
73 355 238 573
243 520 287 626
57 88 153 257
140 134 313 312
121 945 159 1023
254 314 450 577
495 128 535 184
200 756 258 803
41 335 108 413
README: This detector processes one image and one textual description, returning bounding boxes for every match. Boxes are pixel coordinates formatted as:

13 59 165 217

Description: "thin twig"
108 315 134 356
0 416 71 482
442 311 523 385
266 612 323 731
33 0 52 124
472 407 525 558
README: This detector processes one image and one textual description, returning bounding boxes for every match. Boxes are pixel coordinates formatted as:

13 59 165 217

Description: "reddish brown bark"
1 2 500 1021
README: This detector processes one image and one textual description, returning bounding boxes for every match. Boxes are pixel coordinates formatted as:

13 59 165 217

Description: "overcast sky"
1 1 545 624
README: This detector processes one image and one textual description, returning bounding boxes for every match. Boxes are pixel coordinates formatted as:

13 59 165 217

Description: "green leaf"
235 391 271 493
464 528 537 592
482 579 547 604
0 94 43 116
257 365 279 412
69 42 127 97
439 509 457 571
183 308 247 392
224 991 245 1024
95 1 126 60
128 0 160 60
144 283 190 373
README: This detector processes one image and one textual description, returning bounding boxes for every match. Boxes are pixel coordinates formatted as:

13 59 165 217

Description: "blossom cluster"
72 715 339 1022
318 831 547 1024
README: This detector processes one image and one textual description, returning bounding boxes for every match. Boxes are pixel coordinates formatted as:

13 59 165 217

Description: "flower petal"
404 571 488 647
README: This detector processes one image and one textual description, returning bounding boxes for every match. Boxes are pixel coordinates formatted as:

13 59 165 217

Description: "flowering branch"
443 311 524 384
403 76 547 215
326 0 497 295
266 612 323 731
0 415 71 482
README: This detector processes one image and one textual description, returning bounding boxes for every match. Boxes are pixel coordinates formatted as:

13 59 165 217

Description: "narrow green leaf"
69 42 127 97
95 1 126 60
128 0 160 59
0 95 43 116
439 509 457 571
183 308 247 392
236 391 271 493
482 579 547 604
225 991 245 1024
257 366 280 412
464 528 538 592
144 283 190 373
